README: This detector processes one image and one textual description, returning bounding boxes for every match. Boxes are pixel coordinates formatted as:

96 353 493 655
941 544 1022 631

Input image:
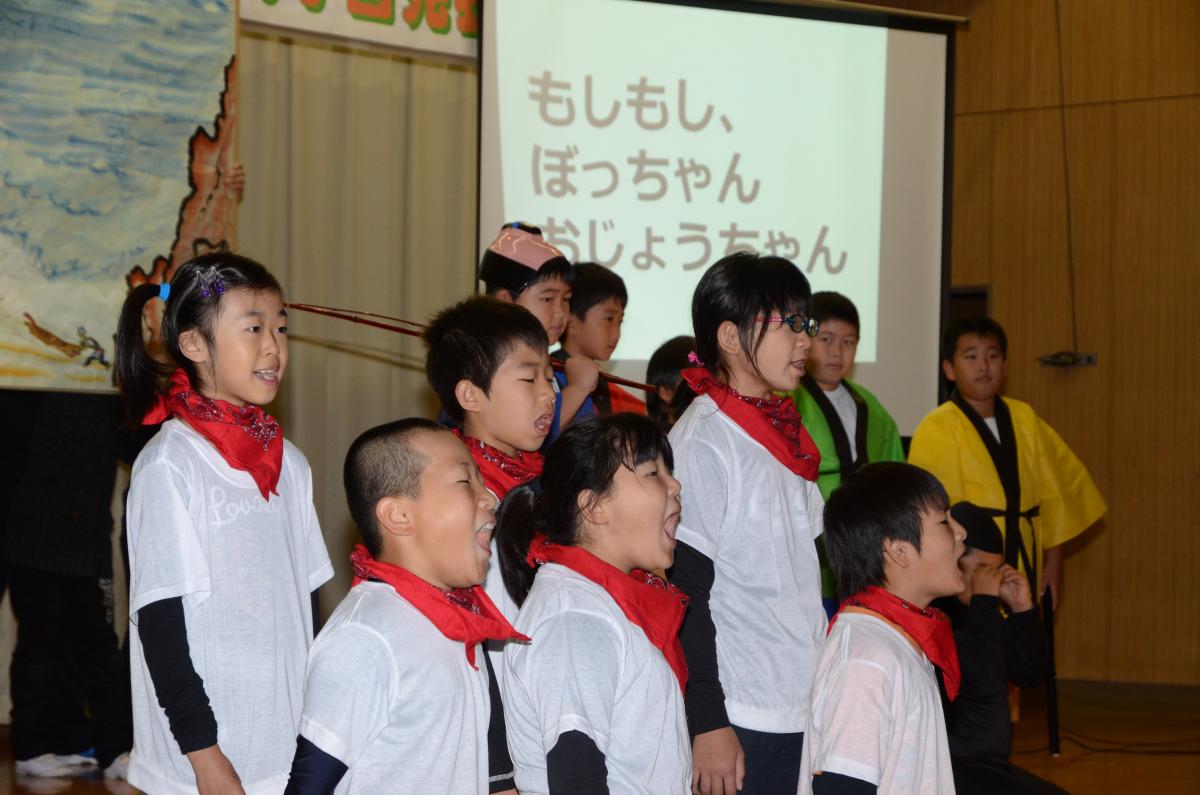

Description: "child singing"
496 414 692 794
116 253 333 795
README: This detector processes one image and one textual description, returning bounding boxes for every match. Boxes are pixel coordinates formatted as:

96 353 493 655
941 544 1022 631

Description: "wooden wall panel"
881 0 1061 113
875 0 1200 683
1059 0 1200 104
1053 102 1117 682
1107 98 1200 683
948 114 994 286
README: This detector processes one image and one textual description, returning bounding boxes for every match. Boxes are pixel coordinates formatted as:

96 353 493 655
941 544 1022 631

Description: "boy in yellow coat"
908 318 1105 607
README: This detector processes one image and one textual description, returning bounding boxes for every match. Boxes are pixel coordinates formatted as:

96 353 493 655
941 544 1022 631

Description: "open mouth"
475 521 494 555
534 412 553 436
663 511 681 544
254 369 279 384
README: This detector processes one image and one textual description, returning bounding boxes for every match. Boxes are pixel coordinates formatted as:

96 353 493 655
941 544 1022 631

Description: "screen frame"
475 0 956 409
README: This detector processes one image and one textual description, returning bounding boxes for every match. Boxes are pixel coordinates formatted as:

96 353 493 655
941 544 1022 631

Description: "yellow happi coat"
908 396 1106 589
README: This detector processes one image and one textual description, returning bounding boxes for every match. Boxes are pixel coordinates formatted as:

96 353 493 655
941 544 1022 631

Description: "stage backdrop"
241 0 479 59
0 0 239 392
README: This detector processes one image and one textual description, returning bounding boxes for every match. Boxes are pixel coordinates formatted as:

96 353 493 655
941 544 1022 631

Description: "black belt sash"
801 374 869 482
950 393 1042 596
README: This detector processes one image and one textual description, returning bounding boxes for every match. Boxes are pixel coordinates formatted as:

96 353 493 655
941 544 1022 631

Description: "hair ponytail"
115 282 171 427
495 484 544 607
113 252 284 427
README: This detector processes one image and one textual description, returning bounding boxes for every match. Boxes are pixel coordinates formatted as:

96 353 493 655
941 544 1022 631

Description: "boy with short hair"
932 502 1063 795
908 317 1106 607
551 262 646 421
480 222 597 440
800 461 967 794
423 296 557 620
792 291 905 614
285 419 526 795
793 292 904 497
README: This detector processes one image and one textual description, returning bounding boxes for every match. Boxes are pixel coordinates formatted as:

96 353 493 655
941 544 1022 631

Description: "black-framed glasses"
752 314 820 337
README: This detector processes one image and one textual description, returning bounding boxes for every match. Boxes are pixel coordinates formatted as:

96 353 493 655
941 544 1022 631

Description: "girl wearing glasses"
668 252 827 795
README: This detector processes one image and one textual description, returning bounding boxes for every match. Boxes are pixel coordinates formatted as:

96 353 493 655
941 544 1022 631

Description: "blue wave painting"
0 0 235 390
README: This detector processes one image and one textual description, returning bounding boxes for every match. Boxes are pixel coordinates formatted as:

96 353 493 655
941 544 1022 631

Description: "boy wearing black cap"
479 222 598 441
933 502 1064 795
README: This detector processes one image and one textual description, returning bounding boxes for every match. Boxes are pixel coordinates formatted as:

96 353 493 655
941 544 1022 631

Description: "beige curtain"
238 31 479 608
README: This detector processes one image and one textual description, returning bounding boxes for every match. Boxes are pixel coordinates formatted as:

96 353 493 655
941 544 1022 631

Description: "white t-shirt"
481 486 519 673
126 419 334 795
799 612 955 794
983 415 1001 442
826 384 859 461
502 564 691 795
299 582 494 794
669 394 827 733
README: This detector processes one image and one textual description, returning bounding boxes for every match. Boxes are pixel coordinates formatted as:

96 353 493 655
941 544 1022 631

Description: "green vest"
792 377 902 501
792 376 905 599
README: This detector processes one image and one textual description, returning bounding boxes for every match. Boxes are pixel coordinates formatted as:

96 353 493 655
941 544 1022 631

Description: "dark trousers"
733 725 804 795
8 565 132 767
952 756 1070 795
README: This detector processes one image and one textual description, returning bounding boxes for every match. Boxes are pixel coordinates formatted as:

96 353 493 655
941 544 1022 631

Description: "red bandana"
830 585 962 701
143 369 283 500
350 545 529 669
527 536 689 693
607 383 648 416
681 367 820 481
453 429 544 498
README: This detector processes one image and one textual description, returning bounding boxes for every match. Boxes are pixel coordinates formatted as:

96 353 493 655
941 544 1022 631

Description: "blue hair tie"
158 282 170 301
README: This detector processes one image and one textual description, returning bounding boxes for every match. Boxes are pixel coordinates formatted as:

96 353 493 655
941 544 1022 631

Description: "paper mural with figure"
0 0 239 391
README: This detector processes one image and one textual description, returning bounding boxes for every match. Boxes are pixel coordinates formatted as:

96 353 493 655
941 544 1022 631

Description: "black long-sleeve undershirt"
137 597 218 754
812 772 877 794
547 730 609 794
138 590 321 755
483 651 516 793
668 540 729 736
283 737 347 795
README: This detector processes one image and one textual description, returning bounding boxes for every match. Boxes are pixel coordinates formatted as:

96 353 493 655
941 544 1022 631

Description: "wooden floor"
1011 680 1200 793
0 680 1197 794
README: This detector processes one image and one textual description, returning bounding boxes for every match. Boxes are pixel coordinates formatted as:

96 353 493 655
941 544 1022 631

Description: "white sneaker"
103 752 131 780
55 753 99 768
15 753 74 778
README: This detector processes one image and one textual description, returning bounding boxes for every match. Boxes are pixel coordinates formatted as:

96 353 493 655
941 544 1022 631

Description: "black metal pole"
1043 586 1061 756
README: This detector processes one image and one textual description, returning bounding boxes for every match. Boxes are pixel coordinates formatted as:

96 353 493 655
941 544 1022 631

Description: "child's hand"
970 562 1004 598
187 745 246 795
998 565 1034 613
691 726 744 795
564 355 601 393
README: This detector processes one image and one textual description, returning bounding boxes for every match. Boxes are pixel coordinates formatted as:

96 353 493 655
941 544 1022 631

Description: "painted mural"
0 0 238 391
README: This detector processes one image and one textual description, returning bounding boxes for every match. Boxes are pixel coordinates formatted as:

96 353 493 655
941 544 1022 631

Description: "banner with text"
241 0 479 59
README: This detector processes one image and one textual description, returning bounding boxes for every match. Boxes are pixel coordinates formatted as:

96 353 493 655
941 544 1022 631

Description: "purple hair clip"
197 266 226 299
687 351 704 367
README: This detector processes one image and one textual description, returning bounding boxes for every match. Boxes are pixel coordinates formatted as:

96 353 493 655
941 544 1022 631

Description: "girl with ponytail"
495 413 691 794
116 253 333 795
